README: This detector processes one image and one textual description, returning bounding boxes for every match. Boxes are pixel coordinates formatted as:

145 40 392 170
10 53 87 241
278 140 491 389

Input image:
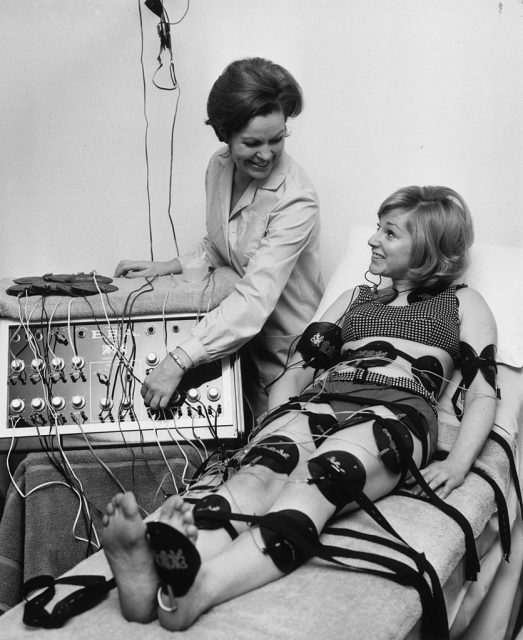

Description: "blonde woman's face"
368 210 414 285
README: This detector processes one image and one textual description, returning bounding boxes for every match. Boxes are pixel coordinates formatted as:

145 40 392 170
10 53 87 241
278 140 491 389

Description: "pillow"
315 225 523 368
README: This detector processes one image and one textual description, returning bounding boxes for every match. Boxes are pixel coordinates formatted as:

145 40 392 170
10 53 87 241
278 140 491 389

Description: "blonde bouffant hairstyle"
377 185 474 288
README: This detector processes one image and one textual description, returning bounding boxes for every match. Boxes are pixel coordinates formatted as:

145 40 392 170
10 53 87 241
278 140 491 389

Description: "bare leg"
158 409 424 631
185 411 317 560
157 499 295 631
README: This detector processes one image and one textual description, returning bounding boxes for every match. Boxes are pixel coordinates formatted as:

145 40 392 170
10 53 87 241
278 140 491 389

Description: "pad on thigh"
305 411 340 446
372 416 414 475
307 450 366 509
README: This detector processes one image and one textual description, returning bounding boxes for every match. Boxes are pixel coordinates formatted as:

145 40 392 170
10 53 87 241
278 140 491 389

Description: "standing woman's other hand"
114 259 179 278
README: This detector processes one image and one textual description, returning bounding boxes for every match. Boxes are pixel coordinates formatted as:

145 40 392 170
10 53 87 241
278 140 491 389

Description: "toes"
104 493 140 525
113 492 126 506
181 508 195 529
120 492 140 518
159 494 184 520
104 492 124 518
185 523 198 543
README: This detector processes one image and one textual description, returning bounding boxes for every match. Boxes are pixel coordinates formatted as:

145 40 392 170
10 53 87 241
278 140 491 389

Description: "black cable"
137 0 155 261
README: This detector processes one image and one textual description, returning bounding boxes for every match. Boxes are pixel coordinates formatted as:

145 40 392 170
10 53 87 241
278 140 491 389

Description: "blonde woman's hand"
419 459 466 499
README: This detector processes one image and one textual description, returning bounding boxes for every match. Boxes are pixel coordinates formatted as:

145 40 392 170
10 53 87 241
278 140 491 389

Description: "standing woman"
115 57 323 417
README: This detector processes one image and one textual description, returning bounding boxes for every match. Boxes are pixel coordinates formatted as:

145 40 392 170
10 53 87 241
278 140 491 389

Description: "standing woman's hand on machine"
141 349 191 410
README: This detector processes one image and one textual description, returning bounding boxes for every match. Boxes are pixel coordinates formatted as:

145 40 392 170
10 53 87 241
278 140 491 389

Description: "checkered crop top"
341 284 463 362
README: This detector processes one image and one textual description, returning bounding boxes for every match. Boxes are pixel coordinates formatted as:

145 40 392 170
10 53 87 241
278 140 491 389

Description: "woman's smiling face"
368 209 414 285
229 110 286 184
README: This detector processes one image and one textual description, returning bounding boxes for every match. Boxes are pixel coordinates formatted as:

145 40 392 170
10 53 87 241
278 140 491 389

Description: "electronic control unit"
0 314 244 449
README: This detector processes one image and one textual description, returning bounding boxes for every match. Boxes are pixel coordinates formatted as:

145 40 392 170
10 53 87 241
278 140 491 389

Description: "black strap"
296 391 430 465
324 525 445 604
396 488 479 582
324 525 448 640
434 435 516 563
470 466 511 560
488 430 523 516
387 425 480 581
436 429 520 563
314 470 413 548
194 507 448 640
23 574 116 628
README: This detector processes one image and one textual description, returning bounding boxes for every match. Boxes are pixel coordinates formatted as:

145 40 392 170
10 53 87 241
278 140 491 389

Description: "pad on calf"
259 509 319 574
192 494 239 539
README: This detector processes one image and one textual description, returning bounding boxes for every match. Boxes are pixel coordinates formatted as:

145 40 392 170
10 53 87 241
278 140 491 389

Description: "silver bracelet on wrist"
168 350 187 373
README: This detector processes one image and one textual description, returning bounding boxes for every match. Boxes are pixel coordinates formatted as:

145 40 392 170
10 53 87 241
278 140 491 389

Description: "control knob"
146 352 159 366
31 358 45 371
51 396 66 411
10 398 25 413
31 397 46 412
10 359 25 373
99 397 113 411
207 387 221 402
71 395 86 410
51 357 65 371
186 388 201 403
71 356 85 370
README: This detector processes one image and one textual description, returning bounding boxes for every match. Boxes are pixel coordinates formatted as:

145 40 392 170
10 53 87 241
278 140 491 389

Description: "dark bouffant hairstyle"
206 57 303 142
377 185 474 287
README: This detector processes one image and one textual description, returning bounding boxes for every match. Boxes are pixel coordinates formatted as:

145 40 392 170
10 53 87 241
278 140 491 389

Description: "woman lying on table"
101 185 498 631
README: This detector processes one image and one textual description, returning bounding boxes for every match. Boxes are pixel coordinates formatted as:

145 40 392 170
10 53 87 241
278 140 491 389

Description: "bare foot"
101 492 158 623
154 495 210 631
157 494 199 544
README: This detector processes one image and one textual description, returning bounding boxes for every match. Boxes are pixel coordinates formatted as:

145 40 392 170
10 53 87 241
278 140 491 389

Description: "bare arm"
421 287 498 498
114 258 182 278
267 287 357 411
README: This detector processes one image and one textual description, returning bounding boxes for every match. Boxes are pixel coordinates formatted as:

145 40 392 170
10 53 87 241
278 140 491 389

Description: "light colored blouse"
178 147 323 401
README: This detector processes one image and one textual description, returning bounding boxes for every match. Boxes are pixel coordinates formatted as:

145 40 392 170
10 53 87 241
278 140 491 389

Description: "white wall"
2 0 522 283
